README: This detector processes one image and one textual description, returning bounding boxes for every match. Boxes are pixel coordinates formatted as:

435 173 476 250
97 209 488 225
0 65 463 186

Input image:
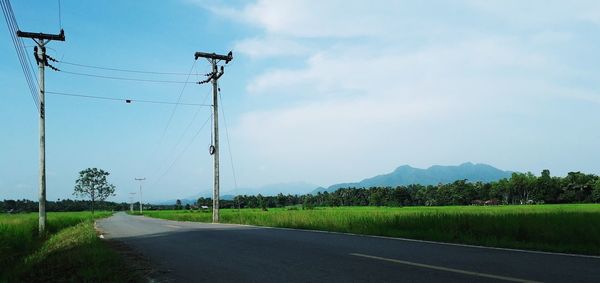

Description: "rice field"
0 211 138 282
141 204 600 255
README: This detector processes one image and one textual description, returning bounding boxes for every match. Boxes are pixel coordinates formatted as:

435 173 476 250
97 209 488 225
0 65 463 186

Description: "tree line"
5 170 599 213
0 199 129 213
195 170 600 209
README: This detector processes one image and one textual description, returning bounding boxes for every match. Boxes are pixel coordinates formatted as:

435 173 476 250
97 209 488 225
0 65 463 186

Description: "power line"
152 114 212 186
143 60 198 180
1 0 40 110
218 83 239 192
218 83 243 221
46 91 212 106
58 60 198 76
147 87 212 179
57 0 61 29
156 60 198 146
58 70 193 84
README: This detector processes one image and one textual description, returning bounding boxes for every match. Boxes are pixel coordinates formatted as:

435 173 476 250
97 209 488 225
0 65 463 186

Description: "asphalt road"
96 212 600 283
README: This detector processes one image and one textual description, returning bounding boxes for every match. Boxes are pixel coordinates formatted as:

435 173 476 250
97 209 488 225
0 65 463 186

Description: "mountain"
312 162 512 194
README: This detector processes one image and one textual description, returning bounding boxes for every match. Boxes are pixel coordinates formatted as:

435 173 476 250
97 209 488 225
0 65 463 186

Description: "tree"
592 180 600 203
197 197 211 207
257 194 268 211
175 199 182 210
73 168 116 214
276 193 287 207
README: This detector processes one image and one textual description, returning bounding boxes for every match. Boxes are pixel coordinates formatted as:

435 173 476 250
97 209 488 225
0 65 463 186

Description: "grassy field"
140 204 600 255
0 211 141 282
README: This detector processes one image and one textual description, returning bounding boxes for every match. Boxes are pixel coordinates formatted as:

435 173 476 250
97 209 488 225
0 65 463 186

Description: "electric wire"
57 60 198 76
152 114 212 186
8 0 40 102
45 91 212 106
218 84 239 192
1 0 40 111
143 60 198 180
156 60 198 147
58 70 193 84
218 82 242 217
57 0 61 29
2 0 37 107
148 88 212 179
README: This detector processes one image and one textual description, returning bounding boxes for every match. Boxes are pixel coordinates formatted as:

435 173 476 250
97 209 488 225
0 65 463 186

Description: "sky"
1 0 600 203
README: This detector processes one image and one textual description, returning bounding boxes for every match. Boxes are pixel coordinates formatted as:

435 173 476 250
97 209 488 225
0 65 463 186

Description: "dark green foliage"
73 168 116 214
0 199 129 213
225 170 600 210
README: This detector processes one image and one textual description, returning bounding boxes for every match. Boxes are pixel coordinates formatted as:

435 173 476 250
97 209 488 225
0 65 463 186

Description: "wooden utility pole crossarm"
16 29 65 41
194 51 232 63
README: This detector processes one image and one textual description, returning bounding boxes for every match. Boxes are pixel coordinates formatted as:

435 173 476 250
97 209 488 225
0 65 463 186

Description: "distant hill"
153 181 317 205
236 181 318 196
312 162 512 194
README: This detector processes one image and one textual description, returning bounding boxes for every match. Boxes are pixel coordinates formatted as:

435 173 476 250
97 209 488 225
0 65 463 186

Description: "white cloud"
465 0 600 26
234 36 310 59
210 0 399 38
247 37 550 97
194 0 600 186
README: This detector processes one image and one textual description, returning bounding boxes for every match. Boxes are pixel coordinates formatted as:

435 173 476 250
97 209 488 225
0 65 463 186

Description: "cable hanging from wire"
45 91 212 106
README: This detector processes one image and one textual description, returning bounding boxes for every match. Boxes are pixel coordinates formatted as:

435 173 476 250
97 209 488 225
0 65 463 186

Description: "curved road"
96 212 600 282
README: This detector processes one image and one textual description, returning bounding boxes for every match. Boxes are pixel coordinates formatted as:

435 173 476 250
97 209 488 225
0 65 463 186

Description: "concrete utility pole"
129 192 136 213
135 178 145 213
194 51 233 223
17 29 65 234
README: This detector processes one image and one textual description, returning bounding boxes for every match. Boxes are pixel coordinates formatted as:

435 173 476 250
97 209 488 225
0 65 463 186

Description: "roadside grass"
0 211 141 282
141 204 600 255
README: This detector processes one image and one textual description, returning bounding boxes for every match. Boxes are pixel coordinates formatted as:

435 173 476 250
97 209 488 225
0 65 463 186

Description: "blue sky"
1 0 600 202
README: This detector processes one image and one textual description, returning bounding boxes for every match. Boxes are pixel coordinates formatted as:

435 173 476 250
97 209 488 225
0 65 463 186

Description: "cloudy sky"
1 0 599 202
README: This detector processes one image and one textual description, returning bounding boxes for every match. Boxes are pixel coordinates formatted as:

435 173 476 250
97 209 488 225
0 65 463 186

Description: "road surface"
96 212 600 282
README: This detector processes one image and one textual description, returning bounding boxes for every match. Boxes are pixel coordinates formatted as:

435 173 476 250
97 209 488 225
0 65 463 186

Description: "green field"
141 204 600 255
0 211 140 282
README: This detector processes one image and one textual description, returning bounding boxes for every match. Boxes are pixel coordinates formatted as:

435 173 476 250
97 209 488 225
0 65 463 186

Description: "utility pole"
194 51 233 223
17 29 65 234
129 192 136 213
135 178 145 214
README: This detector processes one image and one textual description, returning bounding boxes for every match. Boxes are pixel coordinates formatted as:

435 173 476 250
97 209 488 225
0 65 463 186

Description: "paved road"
96 212 600 282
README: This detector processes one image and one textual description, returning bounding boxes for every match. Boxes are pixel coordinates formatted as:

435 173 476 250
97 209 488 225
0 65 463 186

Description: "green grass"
0 211 141 282
141 204 600 255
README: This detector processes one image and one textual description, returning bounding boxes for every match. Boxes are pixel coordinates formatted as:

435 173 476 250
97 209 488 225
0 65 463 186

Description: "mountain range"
311 162 512 194
154 163 513 204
